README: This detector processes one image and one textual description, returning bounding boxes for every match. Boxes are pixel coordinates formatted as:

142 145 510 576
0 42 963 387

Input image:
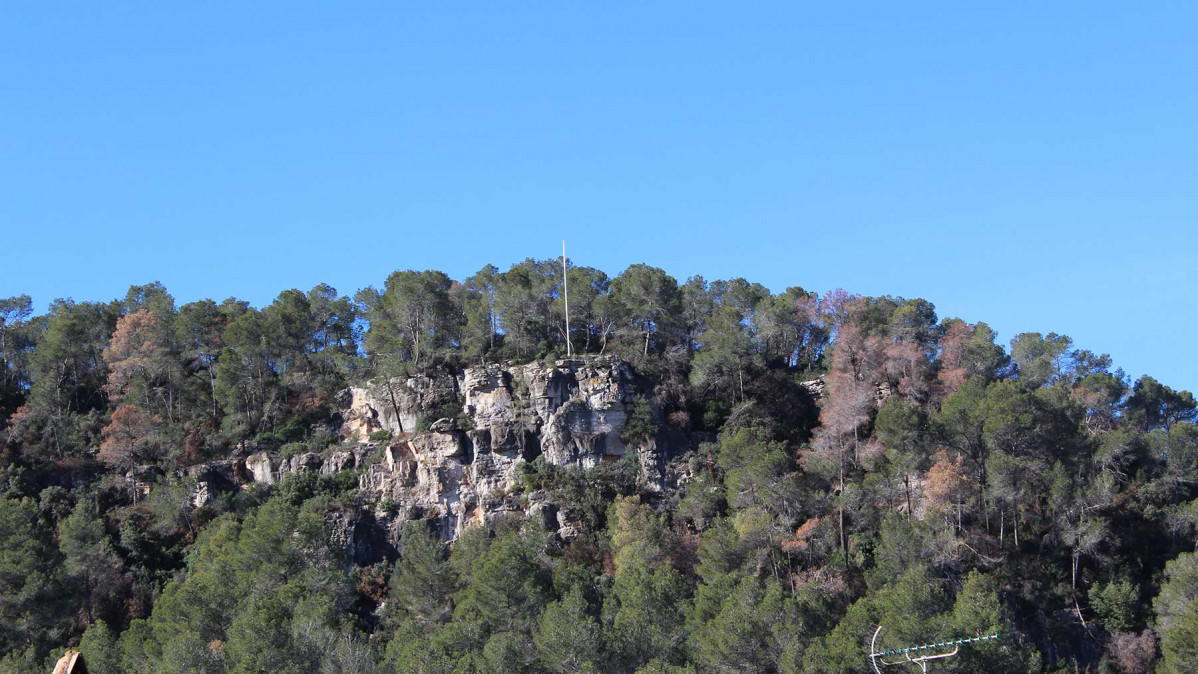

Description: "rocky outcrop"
177 356 670 553
340 370 459 440
798 374 891 404
527 359 634 467
346 357 644 470
320 448 365 476
245 452 274 485
800 376 827 399
323 505 393 565
345 356 662 541
874 380 893 403
186 460 239 508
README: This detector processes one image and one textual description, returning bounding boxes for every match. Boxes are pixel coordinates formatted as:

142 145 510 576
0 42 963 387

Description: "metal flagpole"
562 240 572 356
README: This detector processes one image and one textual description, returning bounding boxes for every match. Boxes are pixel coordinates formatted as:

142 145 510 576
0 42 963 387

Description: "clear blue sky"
2 3 1195 391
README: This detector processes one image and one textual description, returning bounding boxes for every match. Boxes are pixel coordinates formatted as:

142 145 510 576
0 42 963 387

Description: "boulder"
245 452 274 484
800 376 827 398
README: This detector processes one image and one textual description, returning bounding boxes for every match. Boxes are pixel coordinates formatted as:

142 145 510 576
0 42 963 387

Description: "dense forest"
2 258 1197 673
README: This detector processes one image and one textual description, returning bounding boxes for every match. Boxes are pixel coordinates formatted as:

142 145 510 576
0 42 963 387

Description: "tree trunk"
386 381 406 436
1072 551 1089 628
414 318 422 366
839 452 847 565
904 475 913 525
209 362 218 419
1071 552 1078 593
839 503 846 564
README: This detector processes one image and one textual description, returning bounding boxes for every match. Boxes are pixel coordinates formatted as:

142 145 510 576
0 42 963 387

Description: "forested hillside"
1 259 1196 673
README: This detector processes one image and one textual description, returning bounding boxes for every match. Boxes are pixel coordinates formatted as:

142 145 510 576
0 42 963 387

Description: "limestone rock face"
185 460 238 507
519 358 635 468
172 356 670 551
245 452 274 485
190 481 212 508
799 376 826 399
341 370 459 441
322 505 393 565
462 363 516 430
346 357 641 470
343 356 657 541
320 448 369 476
798 374 890 404
289 452 324 475
339 388 383 442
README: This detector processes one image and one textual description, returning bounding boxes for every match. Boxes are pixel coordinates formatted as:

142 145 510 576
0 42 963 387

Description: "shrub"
622 396 657 446
1092 579 1140 631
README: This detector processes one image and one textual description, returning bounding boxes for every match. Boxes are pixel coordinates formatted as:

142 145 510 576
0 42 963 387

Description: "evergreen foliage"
0 261 1195 671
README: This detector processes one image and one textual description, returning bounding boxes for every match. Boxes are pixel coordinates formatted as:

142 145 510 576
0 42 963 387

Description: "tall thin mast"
562 240 572 356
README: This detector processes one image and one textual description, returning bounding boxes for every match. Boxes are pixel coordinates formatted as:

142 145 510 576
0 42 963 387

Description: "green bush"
1091 579 1140 631
622 396 657 445
279 442 306 461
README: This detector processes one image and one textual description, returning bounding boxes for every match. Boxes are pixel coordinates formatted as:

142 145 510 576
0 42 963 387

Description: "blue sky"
2 3 1195 390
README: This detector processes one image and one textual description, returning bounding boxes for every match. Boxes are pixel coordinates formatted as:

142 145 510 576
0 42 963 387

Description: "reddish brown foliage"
297 391 328 416
667 409 691 430
563 538 605 570
924 451 970 510
791 566 850 605
932 320 974 400
802 325 884 476
1106 630 1156 673
782 517 821 553
4 403 31 449
6 402 30 429
794 294 820 332
357 564 390 604
103 310 163 402
817 288 859 332
99 404 160 469
182 429 204 466
884 339 928 401
125 594 148 621
858 438 887 466
600 550 617 577
667 531 701 582
937 320 971 371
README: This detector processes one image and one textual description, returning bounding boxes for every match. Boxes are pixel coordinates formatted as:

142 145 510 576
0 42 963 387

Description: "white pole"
562 240 572 356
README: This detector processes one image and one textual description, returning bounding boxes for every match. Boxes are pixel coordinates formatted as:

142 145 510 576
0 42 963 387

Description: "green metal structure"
869 626 999 673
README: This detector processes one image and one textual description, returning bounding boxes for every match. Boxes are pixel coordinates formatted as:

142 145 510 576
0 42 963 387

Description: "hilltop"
1 260 1195 673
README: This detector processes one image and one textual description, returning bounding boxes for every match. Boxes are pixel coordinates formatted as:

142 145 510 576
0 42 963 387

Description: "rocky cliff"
191 356 672 557
348 356 660 542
